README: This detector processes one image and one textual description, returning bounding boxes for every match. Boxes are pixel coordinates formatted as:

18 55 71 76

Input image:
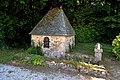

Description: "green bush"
27 41 43 56
17 53 46 66
112 33 120 60
74 25 99 42
32 59 46 66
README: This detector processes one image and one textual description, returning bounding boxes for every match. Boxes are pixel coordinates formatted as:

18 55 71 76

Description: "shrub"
27 41 43 56
32 59 46 66
18 53 46 66
112 33 120 60
74 25 99 42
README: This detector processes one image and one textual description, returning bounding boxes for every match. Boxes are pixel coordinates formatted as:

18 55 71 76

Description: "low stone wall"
44 60 108 79
65 53 94 63
46 61 77 72
78 66 107 78
44 51 65 59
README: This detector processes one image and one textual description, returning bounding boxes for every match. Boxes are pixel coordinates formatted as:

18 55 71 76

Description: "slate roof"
29 8 75 36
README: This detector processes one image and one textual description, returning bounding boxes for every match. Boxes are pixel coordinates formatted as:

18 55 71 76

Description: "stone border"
44 60 109 79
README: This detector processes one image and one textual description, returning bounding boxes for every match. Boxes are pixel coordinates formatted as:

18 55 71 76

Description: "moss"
30 7 75 36
75 61 105 70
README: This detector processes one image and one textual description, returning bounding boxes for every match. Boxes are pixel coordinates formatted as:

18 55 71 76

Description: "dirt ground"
5 57 120 80
6 62 80 77
103 58 120 80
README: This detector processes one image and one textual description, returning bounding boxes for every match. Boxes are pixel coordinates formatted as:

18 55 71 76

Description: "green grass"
72 43 113 58
0 43 114 72
0 49 24 63
0 43 113 64
0 51 15 63
73 43 95 54
102 43 113 58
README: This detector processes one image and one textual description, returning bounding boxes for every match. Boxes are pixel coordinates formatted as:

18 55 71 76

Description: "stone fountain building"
29 7 75 59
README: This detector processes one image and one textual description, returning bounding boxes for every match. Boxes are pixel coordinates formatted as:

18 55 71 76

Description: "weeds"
0 51 15 63
13 53 46 66
26 41 43 56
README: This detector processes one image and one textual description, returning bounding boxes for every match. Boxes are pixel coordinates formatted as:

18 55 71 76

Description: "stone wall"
65 36 75 52
45 60 108 79
31 35 75 58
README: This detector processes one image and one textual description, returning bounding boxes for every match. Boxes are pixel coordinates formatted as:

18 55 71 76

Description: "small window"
44 37 49 48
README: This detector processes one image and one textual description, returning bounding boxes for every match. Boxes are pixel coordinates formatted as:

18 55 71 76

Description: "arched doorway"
44 37 49 48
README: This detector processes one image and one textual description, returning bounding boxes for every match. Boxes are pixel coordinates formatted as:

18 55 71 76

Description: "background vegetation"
112 33 120 60
0 0 120 48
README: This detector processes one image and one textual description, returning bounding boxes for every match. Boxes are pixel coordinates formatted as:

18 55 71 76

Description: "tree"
0 0 47 47
0 0 120 48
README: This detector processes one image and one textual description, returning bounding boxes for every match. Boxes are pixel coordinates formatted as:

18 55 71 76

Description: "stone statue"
94 43 103 64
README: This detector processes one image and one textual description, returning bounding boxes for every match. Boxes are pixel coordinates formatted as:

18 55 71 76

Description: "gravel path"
0 64 81 80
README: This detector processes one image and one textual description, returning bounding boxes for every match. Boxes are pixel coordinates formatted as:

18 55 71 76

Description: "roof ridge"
30 8 75 36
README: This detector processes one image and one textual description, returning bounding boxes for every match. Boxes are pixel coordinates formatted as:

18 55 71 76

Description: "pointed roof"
30 8 75 36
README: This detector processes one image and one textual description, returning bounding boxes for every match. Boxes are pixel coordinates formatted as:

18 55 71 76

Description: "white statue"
94 43 103 64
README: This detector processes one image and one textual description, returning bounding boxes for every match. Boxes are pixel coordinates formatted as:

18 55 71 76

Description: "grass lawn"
0 43 118 79
73 43 113 58
0 43 114 73
0 43 113 64
0 49 23 63
0 52 14 63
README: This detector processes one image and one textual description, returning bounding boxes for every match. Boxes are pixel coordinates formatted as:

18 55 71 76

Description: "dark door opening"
44 37 49 48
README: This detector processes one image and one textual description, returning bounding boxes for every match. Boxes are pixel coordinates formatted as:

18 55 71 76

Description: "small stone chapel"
29 7 75 58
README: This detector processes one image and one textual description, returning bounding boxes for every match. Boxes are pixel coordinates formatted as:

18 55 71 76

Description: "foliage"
65 1 120 43
26 42 43 56
21 59 46 66
0 53 15 63
14 53 46 66
0 12 10 48
0 0 120 47
112 33 120 60
0 48 24 63
12 52 46 66
32 59 46 66
75 25 99 42
69 44 75 52
0 0 47 47
0 46 111 71
102 12 120 42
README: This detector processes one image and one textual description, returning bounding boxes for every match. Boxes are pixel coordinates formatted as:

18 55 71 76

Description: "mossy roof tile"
30 8 75 36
